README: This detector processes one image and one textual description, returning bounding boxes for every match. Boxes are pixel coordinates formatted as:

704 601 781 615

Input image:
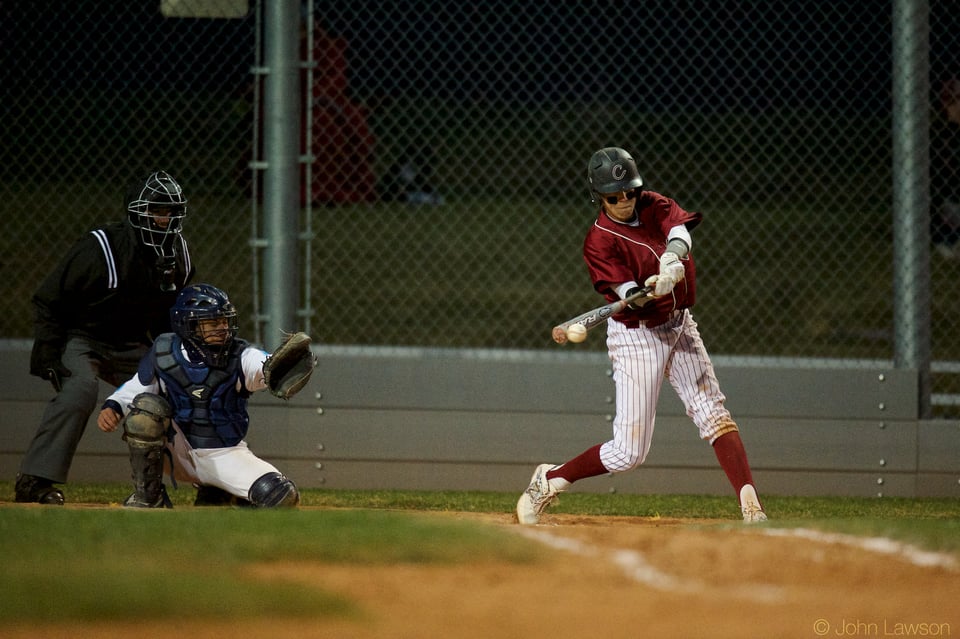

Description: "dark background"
5 1 958 108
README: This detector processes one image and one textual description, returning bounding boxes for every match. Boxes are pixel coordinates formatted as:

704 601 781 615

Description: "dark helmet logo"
612 164 626 180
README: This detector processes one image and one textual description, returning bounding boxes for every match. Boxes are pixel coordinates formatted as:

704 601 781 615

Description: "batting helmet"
587 147 644 202
170 283 238 367
127 171 187 254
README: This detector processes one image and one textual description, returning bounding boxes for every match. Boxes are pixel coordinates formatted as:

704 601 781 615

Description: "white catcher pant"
599 309 738 473
166 422 283 499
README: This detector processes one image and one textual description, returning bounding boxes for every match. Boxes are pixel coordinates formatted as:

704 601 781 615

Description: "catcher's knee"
248 472 300 508
122 393 172 448
121 394 172 509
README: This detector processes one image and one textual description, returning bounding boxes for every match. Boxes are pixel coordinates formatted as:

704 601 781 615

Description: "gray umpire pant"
18 336 148 483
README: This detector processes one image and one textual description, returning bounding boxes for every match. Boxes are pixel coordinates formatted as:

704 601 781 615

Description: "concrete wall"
2 342 958 497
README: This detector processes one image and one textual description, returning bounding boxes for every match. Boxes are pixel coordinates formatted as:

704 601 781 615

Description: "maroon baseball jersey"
583 190 703 327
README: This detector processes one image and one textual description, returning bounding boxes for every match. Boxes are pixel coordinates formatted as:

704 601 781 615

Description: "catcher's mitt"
263 331 317 399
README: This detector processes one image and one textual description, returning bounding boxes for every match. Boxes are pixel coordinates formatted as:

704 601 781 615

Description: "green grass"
3 482 959 550
0 503 541 623
305 489 960 554
1 483 958 624
9 481 960 519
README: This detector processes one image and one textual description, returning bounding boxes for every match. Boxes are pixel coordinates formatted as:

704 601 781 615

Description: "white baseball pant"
599 309 738 473
166 422 283 499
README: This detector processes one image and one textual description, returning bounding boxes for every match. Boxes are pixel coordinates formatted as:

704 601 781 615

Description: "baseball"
566 323 588 343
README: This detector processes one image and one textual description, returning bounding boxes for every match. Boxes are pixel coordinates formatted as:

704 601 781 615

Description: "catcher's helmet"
127 171 187 255
170 283 238 367
587 147 644 202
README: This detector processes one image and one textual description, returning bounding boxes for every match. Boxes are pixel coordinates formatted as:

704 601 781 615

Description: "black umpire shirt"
32 221 194 349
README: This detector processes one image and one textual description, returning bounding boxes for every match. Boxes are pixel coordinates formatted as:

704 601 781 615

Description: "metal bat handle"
551 285 653 344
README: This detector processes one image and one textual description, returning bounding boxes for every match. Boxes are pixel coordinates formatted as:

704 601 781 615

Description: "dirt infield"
5 511 959 639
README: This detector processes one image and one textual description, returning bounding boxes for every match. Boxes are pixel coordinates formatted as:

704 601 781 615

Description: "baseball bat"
551 285 654 344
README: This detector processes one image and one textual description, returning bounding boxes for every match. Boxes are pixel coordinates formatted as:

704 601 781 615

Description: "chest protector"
151 333 252 448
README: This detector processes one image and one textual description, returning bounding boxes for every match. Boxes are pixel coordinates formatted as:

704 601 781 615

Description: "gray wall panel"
308 350 619 413
753 470 917 498
1 344 956 497
918 421 960 472
247 407 611 464
61 453 130 483
916 474 960 497
715 368 918 420
731 419 917 472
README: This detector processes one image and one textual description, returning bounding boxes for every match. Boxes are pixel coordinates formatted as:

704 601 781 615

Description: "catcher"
96 283 317 508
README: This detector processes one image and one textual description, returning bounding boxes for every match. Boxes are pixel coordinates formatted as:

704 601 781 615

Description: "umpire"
15 171 195 504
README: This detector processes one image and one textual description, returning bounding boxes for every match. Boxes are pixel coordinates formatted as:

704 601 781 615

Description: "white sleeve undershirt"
667 224 692 253
243 346 270 392
615 281 640 299
615 225 692 300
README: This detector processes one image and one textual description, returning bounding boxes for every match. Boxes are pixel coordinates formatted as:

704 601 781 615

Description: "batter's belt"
618 308 686 329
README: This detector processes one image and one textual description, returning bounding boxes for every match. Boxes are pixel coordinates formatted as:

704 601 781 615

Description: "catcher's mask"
127 171 187 258
170 283 238 367
587 147 644 205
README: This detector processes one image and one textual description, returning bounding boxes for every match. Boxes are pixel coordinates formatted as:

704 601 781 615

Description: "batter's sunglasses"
602 189 640 205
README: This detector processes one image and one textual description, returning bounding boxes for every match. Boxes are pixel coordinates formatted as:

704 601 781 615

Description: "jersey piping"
174 234 192 286
90 229 119 289
593 219 658 252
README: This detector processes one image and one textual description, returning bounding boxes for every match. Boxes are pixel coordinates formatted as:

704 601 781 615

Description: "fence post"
891 0 932 417
261 0 302 350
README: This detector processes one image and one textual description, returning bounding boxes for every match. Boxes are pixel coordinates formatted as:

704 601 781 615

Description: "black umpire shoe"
14 473 65 505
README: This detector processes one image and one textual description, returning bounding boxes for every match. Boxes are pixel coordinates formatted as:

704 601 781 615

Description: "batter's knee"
248 472 300 508
600 441 650 473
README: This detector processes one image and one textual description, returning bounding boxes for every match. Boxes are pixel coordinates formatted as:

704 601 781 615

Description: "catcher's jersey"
583 190 702 327
104 334 269 448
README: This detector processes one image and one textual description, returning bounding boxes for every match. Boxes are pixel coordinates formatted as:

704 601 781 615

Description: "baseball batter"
517 146 767 524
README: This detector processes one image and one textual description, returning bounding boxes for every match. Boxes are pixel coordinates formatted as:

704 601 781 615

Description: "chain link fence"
3 1 960 409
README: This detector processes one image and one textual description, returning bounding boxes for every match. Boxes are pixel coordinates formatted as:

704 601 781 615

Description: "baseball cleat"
516 463 561 525
739 484 767 523
14 473 65 505
123 484 173 509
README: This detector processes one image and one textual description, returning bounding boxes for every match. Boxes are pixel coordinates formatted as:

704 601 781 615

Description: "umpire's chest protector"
149 334 252 448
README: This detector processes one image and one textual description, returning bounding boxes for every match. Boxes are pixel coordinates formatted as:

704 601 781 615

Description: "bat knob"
552 326 568 344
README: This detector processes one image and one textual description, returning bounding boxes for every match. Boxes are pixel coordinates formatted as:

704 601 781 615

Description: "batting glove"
644 252 685 297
